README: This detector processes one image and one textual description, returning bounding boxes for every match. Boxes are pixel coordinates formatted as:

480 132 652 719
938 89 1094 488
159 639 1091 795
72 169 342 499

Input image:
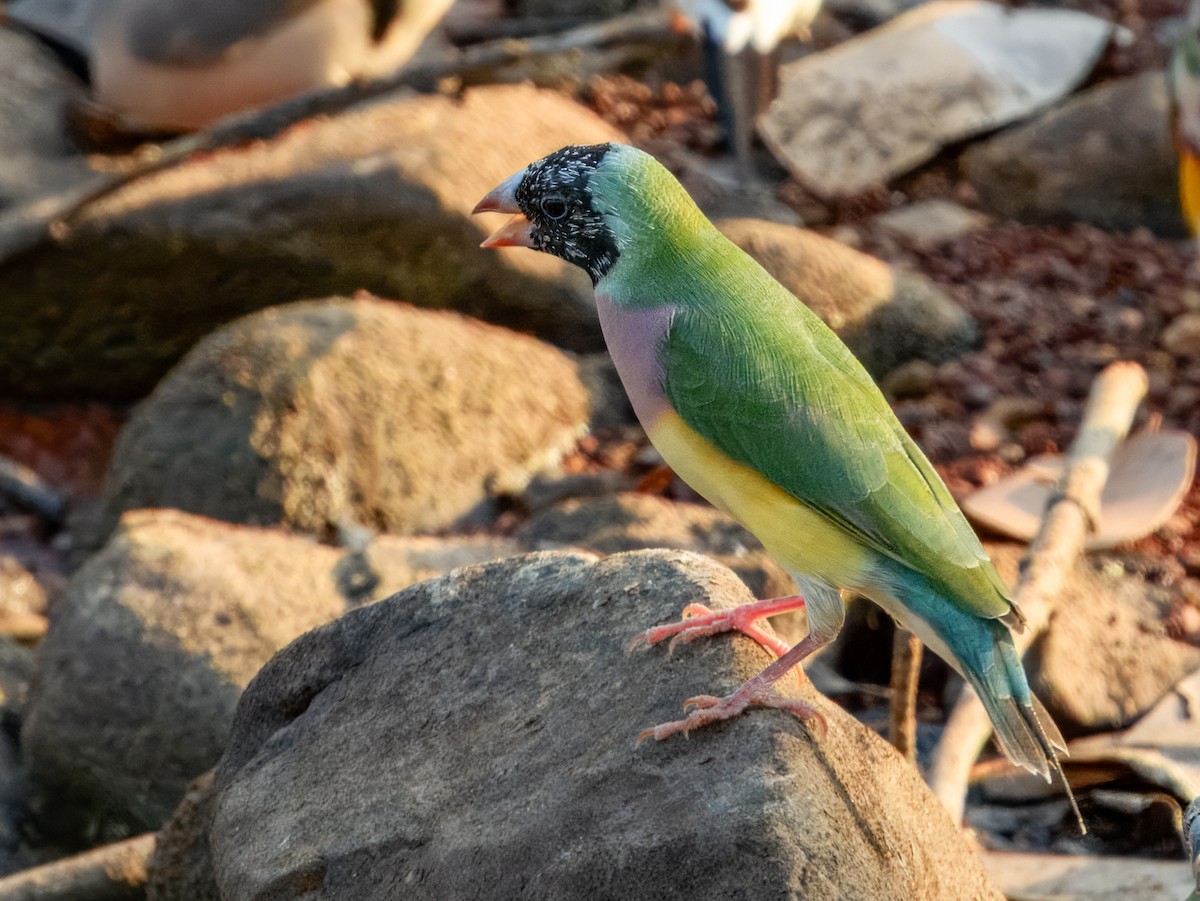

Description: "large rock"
965 71 1187 237
760 0 1112 196
0 637 34 875
718 218 978 375
0 27 94 210
23 507 524 844
148 550 1002 899
0 84 622 400
517 491 805 646
20 510 350 842
77 297 590 549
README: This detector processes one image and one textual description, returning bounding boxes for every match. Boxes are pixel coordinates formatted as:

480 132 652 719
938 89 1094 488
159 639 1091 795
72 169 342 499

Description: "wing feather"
661 257 1012 620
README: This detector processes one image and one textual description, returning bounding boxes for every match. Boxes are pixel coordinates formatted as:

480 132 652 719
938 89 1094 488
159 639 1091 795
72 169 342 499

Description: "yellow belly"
647 410 872 589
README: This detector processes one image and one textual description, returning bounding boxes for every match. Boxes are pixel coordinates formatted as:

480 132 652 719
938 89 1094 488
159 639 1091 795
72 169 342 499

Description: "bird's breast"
594 292 674 429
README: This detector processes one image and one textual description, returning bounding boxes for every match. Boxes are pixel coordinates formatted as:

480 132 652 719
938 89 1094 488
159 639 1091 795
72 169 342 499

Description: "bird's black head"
474 143 622 284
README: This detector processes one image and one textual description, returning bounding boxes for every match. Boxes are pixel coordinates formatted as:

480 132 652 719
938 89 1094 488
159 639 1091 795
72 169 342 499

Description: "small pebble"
883 359 938 399
1162 312 1200 357
970 420 1004 452
961 381 997 411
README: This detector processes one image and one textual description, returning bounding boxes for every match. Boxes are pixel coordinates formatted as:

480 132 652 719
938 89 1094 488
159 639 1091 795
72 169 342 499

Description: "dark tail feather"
1023 696 1085 835
974 675 1086 835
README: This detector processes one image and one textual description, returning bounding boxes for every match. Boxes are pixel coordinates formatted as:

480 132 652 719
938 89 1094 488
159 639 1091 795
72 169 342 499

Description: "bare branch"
888 628 922 764
0 833 155 901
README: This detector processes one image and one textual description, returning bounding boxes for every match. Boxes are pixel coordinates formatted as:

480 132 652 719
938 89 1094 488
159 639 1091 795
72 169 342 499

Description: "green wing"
660 252 1013 621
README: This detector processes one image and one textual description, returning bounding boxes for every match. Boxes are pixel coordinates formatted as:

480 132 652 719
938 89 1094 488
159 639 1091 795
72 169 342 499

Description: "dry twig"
0 833 155 901
888 628 923 764
928 360 1150 824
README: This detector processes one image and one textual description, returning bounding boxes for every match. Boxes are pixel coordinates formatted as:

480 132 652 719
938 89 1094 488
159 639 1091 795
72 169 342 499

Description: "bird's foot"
626 594 805 659
636 680 826 744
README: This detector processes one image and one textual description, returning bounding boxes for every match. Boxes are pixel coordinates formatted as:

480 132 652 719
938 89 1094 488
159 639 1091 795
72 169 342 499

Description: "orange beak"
478 215 535 248
473 170 535 248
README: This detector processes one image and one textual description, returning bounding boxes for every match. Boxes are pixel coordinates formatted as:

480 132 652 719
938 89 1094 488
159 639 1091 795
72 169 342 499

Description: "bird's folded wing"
663 294 1013 621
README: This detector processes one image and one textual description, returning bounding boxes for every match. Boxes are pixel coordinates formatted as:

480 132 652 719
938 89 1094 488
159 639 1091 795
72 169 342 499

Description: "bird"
474 142 1083 831
1172 0 1200 237
666 0 821 167
5 0 455 132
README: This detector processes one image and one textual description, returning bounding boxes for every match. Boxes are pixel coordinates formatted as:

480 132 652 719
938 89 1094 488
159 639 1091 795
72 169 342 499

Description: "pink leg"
627 594 807 660
637 633 829 744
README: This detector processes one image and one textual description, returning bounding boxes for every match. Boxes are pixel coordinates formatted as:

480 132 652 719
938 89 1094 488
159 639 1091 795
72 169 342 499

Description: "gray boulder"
0 83 622 400
873 199 992 247
0 27 94 210
20 510 350 841
965 71 1187 237
23 506 526 845
718 218 978 375
760 0 1112 196
77 297 590 549
365 533 522 590
149 550 1002 899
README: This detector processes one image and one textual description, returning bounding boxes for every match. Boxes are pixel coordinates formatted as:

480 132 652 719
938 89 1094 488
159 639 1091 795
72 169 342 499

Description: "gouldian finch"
1172 0 1200 236
474 143 1081 829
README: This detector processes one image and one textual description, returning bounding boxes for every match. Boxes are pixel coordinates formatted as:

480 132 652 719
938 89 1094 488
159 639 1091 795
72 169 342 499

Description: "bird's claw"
626 603 718 656
628 595 807 660
637 687 826 744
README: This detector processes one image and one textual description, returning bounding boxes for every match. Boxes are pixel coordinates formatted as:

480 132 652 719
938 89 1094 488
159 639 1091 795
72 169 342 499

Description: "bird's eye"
540 196 569 221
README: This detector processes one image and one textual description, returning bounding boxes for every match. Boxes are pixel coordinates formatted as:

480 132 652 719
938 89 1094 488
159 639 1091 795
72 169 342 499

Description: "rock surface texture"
0 27 93 210
78 297 589 549
965 71 1186 237
21 510 349 841
0 84 622 400
760 0 1112 195
148 551 1002 900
